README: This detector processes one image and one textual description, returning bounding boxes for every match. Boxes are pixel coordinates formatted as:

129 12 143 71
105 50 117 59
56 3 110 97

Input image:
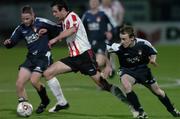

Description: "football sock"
157 94 174 112
99 76 112 91
110 85 129 104
99 77 129 104
126 91 143 112
47 77 67 105
37 85 49 104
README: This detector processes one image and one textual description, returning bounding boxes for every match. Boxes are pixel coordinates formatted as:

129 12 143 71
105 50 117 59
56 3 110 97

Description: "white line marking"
0 80 180 93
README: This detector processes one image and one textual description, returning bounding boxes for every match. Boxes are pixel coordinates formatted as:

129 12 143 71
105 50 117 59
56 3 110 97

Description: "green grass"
0 45 180 119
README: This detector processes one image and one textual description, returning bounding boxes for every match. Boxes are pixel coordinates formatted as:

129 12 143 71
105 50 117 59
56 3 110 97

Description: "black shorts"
19 51 53 73
119 66 156 85
60 49 98 76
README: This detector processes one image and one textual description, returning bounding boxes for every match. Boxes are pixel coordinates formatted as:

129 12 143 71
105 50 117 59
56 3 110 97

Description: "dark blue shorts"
119 66 156 85
19 51 53 73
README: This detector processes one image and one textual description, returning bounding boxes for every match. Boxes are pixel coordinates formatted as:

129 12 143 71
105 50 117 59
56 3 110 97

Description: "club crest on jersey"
96 17 101 22
138 50 142 55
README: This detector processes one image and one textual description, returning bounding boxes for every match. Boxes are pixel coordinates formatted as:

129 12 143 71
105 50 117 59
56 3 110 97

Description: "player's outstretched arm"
3 39 14 48
48 26 77 48
149 55 158 67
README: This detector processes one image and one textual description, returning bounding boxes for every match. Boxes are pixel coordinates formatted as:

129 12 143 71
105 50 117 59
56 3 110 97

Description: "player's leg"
44 61 71 112
96 53 113 79
16 67 31 102
105 40 116 78
81 50 138 116
147 82 180 117
96 53 106 69
108 53 116 78
90 71 141 118
84 50 128 103
95 44 114 79
91 71 128 102
121 74 147 118
30 72 50 114
29 53 53 114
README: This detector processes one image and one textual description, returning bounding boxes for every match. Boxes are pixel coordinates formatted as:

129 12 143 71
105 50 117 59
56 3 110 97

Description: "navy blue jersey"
9 17 61 55
82 10 113 45
107 38 157 68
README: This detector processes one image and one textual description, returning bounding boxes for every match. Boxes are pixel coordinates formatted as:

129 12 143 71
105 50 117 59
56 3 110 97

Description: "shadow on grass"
0 108 172 119
33 111 172 119
33 111 131 119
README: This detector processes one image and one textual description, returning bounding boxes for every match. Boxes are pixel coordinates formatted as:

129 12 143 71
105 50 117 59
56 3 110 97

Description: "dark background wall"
0 0 180 40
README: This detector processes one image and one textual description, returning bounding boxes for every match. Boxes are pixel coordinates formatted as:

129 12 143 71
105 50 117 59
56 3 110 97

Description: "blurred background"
0 0 180 44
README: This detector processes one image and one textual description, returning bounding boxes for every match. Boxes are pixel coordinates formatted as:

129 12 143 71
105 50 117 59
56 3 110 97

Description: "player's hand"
48 41 53 49
38 28 47 36
149 60 158 67
3 39 11 45
105 31 113 40
149 55 158 67
101 65 113 79
48 39 57 49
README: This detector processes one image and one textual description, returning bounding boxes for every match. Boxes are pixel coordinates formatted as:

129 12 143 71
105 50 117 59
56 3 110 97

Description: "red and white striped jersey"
62 12 91 57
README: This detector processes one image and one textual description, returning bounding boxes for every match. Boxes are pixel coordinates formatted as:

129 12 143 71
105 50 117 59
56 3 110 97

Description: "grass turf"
0 45 180 119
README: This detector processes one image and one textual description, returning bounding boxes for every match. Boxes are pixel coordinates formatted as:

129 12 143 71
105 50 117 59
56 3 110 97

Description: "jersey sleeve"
106 43 121 53
81 12 88 31
9 25 23 47
104 14 114 30
39 18 62 39
103 13 116 38
65 13 79 31
144 40 157 55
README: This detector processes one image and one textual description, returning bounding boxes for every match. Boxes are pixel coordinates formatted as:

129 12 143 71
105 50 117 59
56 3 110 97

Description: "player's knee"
121 81 132 93
97 61 103 68
16 79 24 89
43 70 53 80
122 85 132 93
97 59 106 67
30 79 38 87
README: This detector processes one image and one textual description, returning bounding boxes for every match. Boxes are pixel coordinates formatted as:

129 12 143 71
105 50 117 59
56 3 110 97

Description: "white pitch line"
0 80 180 93
159 80 180 88
0 87 81 93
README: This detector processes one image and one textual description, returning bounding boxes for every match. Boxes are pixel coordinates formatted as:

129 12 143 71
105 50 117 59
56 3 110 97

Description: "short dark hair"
21 5 34 14
120 25 135 38
51 0 69 11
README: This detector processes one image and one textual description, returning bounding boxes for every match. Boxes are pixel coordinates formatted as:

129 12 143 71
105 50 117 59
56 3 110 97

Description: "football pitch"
0 45 180 119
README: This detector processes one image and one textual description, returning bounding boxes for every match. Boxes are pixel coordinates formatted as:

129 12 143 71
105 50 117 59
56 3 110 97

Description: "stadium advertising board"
134 22 180 44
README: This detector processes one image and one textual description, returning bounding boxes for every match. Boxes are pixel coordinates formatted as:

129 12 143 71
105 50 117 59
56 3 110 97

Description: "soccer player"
99 0 125 76
43 0 129 113
3 5 68 114
107 25 180 118
82 0 114 78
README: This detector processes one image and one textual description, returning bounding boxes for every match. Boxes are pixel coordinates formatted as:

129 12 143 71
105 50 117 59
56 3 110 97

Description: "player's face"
89 0 100 9
52 5 64 21
102 0 111 6
120 33 134 48
21 13 34 26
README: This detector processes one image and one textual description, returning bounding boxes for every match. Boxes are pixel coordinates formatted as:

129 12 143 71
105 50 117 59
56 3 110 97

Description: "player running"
3 5 69 114
43 0 131 113
107 25 180 118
